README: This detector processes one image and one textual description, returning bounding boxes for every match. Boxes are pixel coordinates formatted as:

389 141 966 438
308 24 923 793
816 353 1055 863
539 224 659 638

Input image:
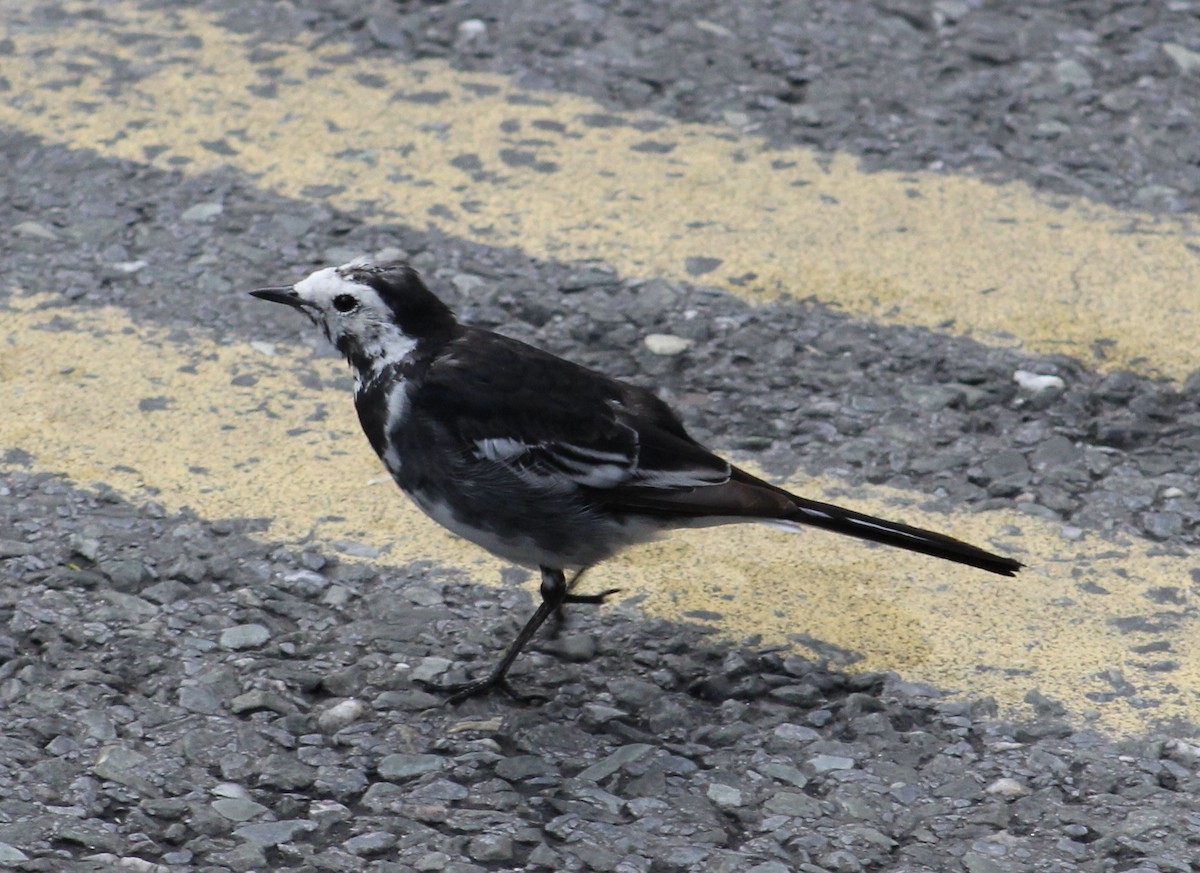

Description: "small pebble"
212 797 269 822
342 831 398 856
378 754 446 781
1013 370 1065 395
468 833 514 862
985 777 1030 798
219 624 271 650
643 333 693 355
181 202 223 222
808 754 856 773
706 783 744 808
317 698 366 733
457 19 487 41
13 220 59 240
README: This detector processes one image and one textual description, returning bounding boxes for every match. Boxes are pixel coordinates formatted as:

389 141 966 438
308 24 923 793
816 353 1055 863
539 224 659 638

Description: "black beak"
250 286 305 309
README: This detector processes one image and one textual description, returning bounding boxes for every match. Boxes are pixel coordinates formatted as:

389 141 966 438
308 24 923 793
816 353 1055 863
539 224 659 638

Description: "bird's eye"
332 294 358 313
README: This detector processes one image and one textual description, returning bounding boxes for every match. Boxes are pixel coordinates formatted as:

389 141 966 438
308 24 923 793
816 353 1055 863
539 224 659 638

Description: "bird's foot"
417 675 548 706
555 587 622 627
563 587 622 605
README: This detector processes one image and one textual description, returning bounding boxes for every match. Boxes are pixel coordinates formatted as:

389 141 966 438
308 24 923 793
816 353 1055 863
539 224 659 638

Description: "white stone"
985 776 1030 798
695 19 734 38
0 842 29 862
1164 42 1200 74
13 220 58 240
451 273 486 296
181 202 223 222
457 19 486 40
318 698 367 733
643 333 693 356
1013 370 1065 394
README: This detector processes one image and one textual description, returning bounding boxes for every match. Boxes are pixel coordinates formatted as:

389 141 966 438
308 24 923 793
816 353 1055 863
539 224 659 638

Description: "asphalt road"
1 1 1199 871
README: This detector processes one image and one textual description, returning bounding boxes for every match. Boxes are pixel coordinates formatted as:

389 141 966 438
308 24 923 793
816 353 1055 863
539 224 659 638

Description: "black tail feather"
608 464 1024 576
785 494 1022 576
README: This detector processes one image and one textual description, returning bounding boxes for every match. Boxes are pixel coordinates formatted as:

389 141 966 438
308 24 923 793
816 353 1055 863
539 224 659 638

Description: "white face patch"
292 264 419 367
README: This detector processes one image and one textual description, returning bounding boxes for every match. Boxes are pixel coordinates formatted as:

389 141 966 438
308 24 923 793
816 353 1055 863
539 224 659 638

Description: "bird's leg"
426 566 570 704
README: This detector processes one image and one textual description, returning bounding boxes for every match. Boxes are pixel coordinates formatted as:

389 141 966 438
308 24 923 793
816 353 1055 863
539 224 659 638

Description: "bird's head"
251 259 456 371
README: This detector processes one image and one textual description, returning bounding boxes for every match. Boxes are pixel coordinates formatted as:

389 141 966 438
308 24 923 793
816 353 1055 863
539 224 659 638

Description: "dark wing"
407 327 1023 577
415 328 731 491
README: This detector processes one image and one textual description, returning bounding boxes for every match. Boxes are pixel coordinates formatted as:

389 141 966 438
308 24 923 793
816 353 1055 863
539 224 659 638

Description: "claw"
564 587 622 605
417 675 548 705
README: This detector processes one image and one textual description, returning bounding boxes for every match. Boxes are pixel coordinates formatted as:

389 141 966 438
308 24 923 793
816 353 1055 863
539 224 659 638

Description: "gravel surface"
283 0 1200 216
4 470 1200 872
3 0 1200 871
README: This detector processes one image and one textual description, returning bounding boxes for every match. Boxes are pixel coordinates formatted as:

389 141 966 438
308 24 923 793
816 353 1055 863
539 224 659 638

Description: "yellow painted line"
1 294 1195 734
3 2 1199 379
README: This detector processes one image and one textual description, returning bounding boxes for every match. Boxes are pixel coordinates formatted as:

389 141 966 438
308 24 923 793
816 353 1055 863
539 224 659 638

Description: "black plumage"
252 259 1023 701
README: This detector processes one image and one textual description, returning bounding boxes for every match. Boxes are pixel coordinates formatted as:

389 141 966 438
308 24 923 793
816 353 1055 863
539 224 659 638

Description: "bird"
251 258 1022 702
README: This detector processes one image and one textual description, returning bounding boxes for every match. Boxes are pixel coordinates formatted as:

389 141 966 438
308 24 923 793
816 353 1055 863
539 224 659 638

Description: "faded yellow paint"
1 294 1195 734
2 2 1198 378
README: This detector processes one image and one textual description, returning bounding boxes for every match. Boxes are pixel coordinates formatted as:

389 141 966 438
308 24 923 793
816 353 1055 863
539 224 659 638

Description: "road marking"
3 2 1199 378
1 294 1194 733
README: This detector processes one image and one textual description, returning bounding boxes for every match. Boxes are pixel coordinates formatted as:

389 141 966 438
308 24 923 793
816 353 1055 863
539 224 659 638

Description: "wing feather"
418 328 732 493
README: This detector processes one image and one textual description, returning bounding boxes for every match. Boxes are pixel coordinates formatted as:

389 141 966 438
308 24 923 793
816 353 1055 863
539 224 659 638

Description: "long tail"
783 492 1022 576
605 459 1023 576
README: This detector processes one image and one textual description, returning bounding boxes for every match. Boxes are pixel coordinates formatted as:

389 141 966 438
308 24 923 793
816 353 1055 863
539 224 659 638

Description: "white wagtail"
252 259 1022 701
